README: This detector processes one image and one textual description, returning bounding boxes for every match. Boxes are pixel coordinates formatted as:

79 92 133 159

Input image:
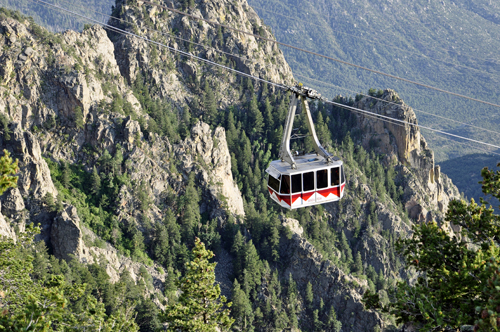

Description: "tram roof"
266 153 343 177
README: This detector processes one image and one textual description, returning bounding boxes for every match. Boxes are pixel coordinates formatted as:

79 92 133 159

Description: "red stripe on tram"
291 194 301 204
302 192 314 201
317 187 340 198
281 195 292 206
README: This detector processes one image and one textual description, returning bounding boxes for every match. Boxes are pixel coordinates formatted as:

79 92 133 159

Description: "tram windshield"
341 165 346 183
268 174 280 192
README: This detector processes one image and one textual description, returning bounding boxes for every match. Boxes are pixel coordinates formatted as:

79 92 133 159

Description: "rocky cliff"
352 90 458 222
0 12 246 292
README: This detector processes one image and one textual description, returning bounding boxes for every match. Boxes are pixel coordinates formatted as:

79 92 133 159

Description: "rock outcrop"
280 217 383 331
112 0 294 103
175 122 245 217
353 90 459 222
0 202 15 240
51 205 84 261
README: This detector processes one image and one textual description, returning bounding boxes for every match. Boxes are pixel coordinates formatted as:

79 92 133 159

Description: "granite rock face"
51 205 84 261
112 0 293 103
280 217 383 331
175 122 245 217
353 90 459 222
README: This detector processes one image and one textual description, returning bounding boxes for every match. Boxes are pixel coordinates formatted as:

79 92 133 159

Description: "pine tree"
163 238 234 331
248 95 264 137
90 166 101 196
203 80 217 124
231 279 254 331
152 222 170 267
263 97 274 136
339 230 353 267
61 162 71 189
0 149 18 195
231 230 245 276
74 106 84 129
325 306 342 332
354 251 363 275
243 240 262 291
0 225 138 331
364 165 500 331
306 281 314 310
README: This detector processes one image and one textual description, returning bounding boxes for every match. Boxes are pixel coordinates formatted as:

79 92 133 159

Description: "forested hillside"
0 0 462 330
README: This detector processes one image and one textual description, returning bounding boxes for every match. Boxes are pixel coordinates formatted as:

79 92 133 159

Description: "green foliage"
74 106 84 129
203 80 218 126
163 238 234 331
44 154 131 253
0 150 18 195
0 114 11 141
231 280 254 331
0 225 139 331
132 73 180 142
364 164 500 331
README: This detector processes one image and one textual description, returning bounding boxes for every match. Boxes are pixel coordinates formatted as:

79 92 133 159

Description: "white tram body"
266 153 346 209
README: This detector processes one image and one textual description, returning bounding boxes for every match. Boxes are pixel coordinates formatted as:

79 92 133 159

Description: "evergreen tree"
74 106 84 129
0 150 18 195
263 97 273 136
325 306 342 332
178 174 201 243
243 240 262 292
248 95 264 137
99 149 113 174
0 225 138 331
339 230 353 267
152 222 170 267
354 251 363 275
61 162 71 189
163 238 234 331
364 165 500 331
231 230 245 276
90 166 101 196
203 80 217 124
306 281 314 310
231 279 254 331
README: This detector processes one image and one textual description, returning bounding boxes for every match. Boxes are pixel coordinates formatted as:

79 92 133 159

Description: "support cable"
293 72 500 136
140 0 500 110
28 0 500 152
24 0 500 136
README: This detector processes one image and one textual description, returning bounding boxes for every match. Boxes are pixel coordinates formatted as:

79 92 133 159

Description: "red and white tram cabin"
266 153 346 209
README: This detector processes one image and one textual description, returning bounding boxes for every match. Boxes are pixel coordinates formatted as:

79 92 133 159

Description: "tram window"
268 175 280 192
292 174 302 193
341 165 346 183
281 175 291 194
331 167 340 186
303 172 314 191
317 169 328 189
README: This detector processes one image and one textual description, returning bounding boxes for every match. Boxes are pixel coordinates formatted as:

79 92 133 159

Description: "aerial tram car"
266 85 346 209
